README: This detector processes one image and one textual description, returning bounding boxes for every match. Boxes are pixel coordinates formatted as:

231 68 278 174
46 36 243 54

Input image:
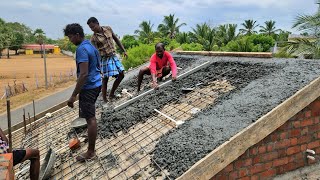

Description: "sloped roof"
22 44 55 50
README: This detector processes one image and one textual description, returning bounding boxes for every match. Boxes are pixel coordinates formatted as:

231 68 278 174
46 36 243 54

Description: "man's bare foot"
76 152 96 162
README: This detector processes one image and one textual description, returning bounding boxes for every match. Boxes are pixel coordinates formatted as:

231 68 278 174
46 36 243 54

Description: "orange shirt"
149 51 177 78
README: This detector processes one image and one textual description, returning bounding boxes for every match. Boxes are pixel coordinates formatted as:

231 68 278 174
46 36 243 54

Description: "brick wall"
211 98 320 180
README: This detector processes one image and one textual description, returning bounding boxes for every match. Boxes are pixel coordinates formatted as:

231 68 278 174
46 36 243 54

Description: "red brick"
309 124 320 134
295 112 305 120
259 146 267 154
239 169 248 178
260 152 278 162
287 146 301 155
260 168 277 178
250 175 259 180
290 138 298 146
289 129 301 138
279 122 291 130
267 144 274 152
301 127 309 135
250 147 258 156
278 149 287 157
280 132 288 139
223 163 233 173
270 134 279 141
273 157 289 167
292 121 301 128
283 161 304 172
275 139 290 149
253 156 261 164
301 144 308 151
250 163 272 174
235 159 252 169
301 119 313 127
315 117 320 124
238 177 250 180
305 111 312 118
297 135 312 144
307 141 320 149
229 171 238 179
315 147 320 154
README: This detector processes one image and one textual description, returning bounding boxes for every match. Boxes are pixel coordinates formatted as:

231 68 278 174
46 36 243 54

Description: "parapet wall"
210 97 320 180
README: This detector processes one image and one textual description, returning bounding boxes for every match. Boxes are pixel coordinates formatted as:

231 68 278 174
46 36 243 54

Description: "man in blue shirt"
64 23 102 162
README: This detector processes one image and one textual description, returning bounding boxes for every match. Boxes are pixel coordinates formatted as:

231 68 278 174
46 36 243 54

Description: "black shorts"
79 86 101 119
13 149 26 166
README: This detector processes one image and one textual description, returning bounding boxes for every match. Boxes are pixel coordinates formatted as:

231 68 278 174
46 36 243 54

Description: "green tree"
176 32 191 44
121 35 139 50
158 14 186 39
0 25 14 58
34 28 46 57
191 23 216 51
216 24 237 46
259 20 281 36
134 21 155 44
239 19 259 35
282 12 320 58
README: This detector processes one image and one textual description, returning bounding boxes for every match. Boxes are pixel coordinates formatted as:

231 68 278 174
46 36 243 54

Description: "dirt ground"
0 54 76 113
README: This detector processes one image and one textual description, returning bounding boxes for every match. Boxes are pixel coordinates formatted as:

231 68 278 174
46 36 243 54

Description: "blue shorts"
102 55 125 78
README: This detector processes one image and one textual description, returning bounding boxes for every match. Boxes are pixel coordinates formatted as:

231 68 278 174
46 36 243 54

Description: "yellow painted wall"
54 46 61 54
25 49 33 55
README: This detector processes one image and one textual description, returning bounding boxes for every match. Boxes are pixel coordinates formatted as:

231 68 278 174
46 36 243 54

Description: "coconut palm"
216 24 238 46
282 12 320 59
158 14 186 39
191 23 216 51
239 19 259 35
176 32 191 44
259 20 281 36
134 20 154 44
34 28 45 57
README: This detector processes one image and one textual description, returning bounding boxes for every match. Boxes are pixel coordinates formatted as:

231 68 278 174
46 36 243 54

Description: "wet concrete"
151 57 320 179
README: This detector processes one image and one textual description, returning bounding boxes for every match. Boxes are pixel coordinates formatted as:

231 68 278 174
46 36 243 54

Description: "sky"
0 0 318 39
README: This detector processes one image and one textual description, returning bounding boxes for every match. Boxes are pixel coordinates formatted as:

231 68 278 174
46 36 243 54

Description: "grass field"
0 54 76 113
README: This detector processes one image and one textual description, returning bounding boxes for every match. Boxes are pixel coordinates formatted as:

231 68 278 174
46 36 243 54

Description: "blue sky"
0 0 318 39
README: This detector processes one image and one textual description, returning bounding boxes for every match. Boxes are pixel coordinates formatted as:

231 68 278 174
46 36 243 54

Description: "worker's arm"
0 128 8 143
166 52 177 81
112 32 128 58
149 55 159 89
68 62 88 108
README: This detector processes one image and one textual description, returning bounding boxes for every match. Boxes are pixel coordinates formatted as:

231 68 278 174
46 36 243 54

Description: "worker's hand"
67 95 76 108
123 52 128 59
172 76 177 82
152 81 159 90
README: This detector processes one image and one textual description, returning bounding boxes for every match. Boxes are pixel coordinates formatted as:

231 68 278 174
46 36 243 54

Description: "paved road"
0 85 75 130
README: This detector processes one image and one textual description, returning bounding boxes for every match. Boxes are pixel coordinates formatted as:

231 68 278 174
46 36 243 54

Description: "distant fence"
1 68 77 100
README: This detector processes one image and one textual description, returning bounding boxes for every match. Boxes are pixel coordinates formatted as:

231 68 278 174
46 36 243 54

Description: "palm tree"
216 24 238 46
176 32 191 44
134 21 154 44
191 23 216 51
281 12 320 59
259 20 281 36
34 28 45 57
158 14 186 39
239 19 259 35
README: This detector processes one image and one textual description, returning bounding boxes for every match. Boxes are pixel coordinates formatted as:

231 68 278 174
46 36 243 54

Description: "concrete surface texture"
147 57 320 179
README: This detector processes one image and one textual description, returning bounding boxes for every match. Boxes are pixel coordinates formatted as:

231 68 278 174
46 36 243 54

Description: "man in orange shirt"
137 43 177 91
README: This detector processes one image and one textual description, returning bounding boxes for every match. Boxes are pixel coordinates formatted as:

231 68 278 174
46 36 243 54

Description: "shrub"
122 44 154 70
181 43 203 51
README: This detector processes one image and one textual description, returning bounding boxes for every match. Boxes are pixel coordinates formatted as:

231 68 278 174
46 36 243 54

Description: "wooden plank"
175 51 273 58
178 76 320 180
112 61 212 111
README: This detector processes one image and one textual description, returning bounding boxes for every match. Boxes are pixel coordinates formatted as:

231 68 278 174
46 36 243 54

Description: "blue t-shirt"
76 40 102 89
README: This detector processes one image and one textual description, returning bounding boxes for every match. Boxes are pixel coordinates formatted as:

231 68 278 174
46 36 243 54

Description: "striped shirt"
90 26 116 58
